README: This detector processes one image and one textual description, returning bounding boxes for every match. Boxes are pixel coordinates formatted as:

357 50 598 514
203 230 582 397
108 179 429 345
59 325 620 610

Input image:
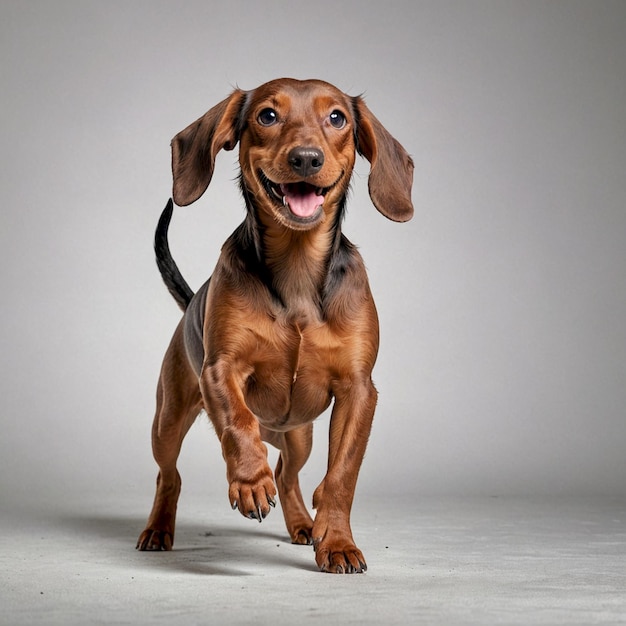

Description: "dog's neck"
262 218 335 320
239 180 347 322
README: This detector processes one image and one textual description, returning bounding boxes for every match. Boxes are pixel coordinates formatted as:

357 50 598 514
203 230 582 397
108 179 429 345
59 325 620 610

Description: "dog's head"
170 78 414 230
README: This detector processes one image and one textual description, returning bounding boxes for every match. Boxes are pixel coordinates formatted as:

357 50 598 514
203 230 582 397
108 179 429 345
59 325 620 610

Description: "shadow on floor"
51 509 319 576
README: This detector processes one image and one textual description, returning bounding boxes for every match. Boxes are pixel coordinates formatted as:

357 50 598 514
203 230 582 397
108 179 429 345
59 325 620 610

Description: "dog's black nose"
288 147 324 177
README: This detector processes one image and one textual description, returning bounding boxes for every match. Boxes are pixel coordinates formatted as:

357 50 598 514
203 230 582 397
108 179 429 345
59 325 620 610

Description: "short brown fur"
137 78 414 573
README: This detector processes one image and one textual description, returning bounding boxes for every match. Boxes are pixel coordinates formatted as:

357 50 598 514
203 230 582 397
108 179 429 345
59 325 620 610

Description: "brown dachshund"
136 78 414 573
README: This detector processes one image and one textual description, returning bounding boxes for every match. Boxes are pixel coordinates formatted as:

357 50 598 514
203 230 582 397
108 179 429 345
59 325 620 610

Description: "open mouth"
260 171 331 220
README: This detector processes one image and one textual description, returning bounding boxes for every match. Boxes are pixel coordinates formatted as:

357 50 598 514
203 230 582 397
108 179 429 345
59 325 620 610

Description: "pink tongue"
280 184 323 218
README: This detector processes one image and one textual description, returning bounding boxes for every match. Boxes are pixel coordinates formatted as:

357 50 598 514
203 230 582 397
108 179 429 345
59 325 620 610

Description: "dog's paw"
280 498 314 545
291 526 314 545
136 529 174 551
311 511 367 573
229 473 277 523
313 540 367 574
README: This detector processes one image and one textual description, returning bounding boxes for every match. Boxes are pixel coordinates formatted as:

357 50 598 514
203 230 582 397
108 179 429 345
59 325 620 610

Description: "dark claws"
247 506 264 523
234 498 274 521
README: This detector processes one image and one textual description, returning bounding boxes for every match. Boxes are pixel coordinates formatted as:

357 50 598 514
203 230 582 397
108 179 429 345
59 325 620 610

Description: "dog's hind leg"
267 425 315 545
137 322 202 551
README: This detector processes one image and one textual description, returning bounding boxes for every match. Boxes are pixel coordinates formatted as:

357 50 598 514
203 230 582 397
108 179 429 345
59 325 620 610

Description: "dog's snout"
288 147 324 177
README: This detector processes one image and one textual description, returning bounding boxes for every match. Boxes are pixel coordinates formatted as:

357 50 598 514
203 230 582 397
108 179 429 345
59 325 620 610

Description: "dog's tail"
155 199 194 311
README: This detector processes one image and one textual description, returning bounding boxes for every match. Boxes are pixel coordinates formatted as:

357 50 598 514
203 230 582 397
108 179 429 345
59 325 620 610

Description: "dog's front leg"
312 376 377 573
200 359 277 521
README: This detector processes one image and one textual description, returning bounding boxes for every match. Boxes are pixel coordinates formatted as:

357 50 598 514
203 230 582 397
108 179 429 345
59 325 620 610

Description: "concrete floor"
1 493 625 625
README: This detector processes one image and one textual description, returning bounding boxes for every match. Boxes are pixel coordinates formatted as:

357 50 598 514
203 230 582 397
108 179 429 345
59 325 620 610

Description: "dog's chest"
244 320 337 430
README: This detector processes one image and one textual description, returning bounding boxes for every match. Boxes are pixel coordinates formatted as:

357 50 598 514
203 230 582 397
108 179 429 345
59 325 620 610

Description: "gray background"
1 0 625 508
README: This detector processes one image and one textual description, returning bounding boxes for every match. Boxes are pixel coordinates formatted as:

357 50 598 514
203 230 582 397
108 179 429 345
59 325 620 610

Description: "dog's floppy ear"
354 97 414 222
171 89 248 206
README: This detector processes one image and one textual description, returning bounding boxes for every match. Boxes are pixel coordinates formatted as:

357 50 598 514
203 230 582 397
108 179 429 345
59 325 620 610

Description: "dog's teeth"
282 195 287 207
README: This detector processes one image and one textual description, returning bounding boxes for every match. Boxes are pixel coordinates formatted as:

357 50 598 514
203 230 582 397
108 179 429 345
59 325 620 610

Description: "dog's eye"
258 108 278 126
329 110 347 129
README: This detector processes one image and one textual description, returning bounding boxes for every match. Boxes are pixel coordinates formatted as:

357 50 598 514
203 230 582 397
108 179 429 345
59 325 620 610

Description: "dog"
136 78 414 573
